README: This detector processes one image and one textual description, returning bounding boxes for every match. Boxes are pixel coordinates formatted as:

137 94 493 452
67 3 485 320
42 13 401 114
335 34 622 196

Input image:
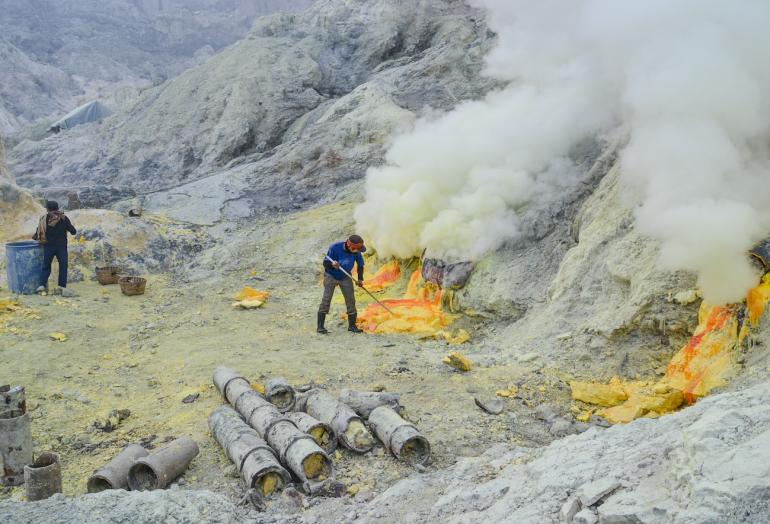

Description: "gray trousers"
319 273 356 315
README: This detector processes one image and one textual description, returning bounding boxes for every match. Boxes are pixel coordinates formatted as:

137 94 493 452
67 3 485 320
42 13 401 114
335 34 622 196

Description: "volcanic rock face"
0 0 312 134
10 0 497 218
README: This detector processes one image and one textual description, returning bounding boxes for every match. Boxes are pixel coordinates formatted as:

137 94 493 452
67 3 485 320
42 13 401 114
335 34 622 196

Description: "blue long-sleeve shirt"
323 241 364 281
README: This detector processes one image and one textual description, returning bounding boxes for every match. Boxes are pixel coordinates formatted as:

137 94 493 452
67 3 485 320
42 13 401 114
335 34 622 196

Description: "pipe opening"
86 476 113 493
30 453 58 469
128 463 159 490
255 471 284 496
400 436 430 465
267 389 294 410
302 452 332 480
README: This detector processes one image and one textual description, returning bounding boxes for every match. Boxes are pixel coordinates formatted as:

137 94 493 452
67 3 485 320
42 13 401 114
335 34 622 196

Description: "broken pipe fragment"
368 406 430 466
24 453 62 501
338 389 401 418
0 385 33 487
265 377 296 412
127 437 199 490
87 444 149 492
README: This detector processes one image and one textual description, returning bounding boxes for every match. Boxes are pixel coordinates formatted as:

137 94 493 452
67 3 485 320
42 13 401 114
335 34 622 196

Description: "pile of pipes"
211 367 431 499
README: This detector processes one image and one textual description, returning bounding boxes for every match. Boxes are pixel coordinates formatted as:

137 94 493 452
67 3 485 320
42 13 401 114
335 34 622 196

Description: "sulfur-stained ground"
0 265 566 505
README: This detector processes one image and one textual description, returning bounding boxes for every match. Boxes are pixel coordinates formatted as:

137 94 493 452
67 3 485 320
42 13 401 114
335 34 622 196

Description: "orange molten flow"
357 269 448 335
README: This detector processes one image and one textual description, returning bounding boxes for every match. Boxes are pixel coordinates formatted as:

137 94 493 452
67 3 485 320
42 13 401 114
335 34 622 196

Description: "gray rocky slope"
10 0 497 210
0 0 312 134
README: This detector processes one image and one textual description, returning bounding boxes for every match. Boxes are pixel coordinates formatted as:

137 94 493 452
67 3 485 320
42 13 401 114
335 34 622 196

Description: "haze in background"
0 0 312 133
355 0 770 304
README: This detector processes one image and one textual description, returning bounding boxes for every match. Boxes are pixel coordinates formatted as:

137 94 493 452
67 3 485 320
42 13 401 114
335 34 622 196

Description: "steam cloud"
354 0 770 304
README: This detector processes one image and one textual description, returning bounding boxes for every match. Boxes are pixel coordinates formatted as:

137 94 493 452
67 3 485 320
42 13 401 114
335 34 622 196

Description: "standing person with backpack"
33 200 77 295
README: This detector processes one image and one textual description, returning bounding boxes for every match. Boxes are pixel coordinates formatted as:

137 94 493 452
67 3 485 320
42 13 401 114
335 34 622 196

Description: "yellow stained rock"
570 377 627 407
495 385 518 398
48 332 67 342
443 351 472 372
251 383 265 395
439 329 470 345
598 403 646 424
232 286 269 309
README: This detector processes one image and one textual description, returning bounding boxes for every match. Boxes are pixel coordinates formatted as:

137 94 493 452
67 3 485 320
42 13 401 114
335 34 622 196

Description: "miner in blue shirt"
318 234 365 334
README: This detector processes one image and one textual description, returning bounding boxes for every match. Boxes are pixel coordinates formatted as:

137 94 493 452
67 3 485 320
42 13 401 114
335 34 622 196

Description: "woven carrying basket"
95 266 121 285
119 277 146 296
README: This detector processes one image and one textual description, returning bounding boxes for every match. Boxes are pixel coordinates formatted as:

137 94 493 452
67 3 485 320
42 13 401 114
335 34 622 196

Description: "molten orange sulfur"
361 259 401 292
572 274 770 423
358 269 449 335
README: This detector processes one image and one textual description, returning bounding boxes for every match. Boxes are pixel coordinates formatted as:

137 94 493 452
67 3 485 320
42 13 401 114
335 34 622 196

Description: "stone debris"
572 508 598 524
560 497 580 522
577 477 621 507
474 397 504 415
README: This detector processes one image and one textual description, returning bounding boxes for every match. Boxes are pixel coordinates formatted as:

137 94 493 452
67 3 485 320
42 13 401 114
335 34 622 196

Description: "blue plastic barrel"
5 241 44 294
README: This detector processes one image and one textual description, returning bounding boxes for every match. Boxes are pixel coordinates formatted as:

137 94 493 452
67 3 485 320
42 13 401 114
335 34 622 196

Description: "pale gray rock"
572 508 598 524
560 497 581 523
577 477 621 507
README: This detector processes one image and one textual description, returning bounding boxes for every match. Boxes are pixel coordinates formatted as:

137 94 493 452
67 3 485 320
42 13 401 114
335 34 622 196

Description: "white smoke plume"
354 0 770 304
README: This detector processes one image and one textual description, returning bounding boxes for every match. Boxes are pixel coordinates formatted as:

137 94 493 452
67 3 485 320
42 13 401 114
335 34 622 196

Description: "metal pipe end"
398 435 431 466
86 475 114 493
127 461 160 491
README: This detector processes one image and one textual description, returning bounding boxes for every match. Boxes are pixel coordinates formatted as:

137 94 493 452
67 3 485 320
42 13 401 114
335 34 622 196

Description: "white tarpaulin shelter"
49 100 111 133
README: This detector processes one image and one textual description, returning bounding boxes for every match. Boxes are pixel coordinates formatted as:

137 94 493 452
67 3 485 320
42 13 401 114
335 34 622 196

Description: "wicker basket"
95 266 121 285
119 277 146 296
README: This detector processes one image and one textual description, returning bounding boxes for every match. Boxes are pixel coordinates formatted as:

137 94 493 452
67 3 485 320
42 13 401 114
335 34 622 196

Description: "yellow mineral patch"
49 332 67 342
438 329 470 345
232 287 270 309
443 351 472 372
258 472 282 496
251 383 266 395
309 426 330 446
302 452 327 479
570 377 627 407
345 420 374 448
495 385 518 398
361 258 401 292
574 275 770 424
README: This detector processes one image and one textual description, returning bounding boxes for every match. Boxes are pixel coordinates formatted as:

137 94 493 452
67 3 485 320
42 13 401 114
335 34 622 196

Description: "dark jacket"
34 212 77 247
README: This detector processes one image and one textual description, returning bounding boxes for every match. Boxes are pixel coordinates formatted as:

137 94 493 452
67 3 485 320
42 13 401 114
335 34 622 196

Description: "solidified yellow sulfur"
573 276 770 424
251 383 265 395
570 377 627 407
302 453 327 479
258 472 282 496
309 426 330 447
443 351 472 372
345 420 374 448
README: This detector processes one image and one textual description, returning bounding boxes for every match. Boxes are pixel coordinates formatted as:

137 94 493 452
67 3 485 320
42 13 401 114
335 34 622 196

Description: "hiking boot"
53 287 63 296
36 286 47 294
348 313 363 334
317 312 328 334
60 287 75 298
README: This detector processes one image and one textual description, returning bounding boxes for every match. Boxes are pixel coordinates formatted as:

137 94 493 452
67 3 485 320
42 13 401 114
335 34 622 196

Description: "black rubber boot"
317 312 328 334
348 313 363 333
